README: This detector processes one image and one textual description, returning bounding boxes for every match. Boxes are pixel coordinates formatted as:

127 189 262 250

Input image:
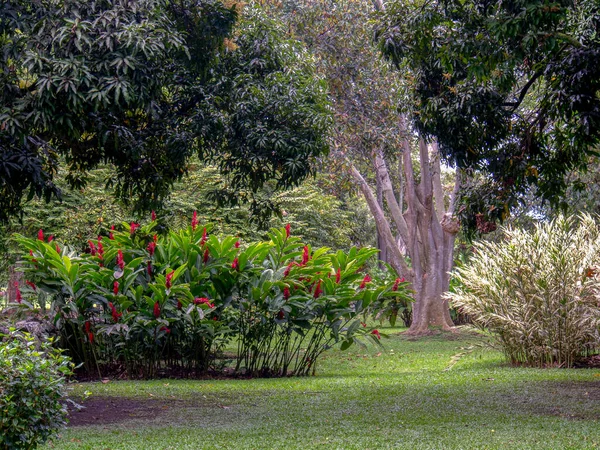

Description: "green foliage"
450 214 600 367
0 0 331 222
13 217 405 377
0 331 73 450
377 0 600 225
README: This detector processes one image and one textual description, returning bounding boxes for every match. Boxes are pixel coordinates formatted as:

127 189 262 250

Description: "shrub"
0 331 73 450
15 215 407 377
449 214 600 367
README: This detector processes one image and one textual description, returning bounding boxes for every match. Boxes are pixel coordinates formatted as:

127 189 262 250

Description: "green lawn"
47 327 600 449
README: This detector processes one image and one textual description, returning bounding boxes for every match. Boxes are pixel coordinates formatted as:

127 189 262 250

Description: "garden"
2 0 600 448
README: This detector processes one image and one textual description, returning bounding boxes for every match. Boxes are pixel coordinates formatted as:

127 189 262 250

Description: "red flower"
392 277 405 291
113 281 119 295
285 223 291 238
97 241 104 260
277 310 285 320
14 282 22 303
203 248 210 264
29 250 36 262
109 225 115 240
234 241 240 249
191 211 199 231
313 280 322 298
25 280 37 291
283 287 291 299
151 210 157 221
232 258 239 270
283 262 296 277
88 240 97 256
37 229 44 241
160 326 171 334
153 302 161 318
335 268 341 284
301 246 310 265
371 329 381 339
177 300 182 310
147 241 156 256
359 274 372 289
108 302 122 323
153 234 158 243
194 297 214 308
84 321 91 333
147 261 153 276
165 271 174 289
55 244 60 253
200 227 208 246
130 222 140 234
361 321 367 327
87 332 94 344
116 250 125 270
47 235 54 243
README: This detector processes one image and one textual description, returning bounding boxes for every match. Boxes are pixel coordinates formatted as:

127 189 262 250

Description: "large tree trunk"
351 124 462 335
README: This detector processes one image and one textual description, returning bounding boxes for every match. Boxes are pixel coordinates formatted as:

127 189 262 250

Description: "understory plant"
14 216 409 377
0 330 73 450
449 214 600 367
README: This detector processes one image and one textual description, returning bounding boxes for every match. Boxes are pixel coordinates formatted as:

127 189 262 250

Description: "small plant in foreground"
0 330 74 450
449 214 600 367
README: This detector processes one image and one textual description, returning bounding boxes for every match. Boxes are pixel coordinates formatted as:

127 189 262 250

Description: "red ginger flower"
285 223 291 238
392 277 405 291
88 332 94 344
191 211 199 231
108 302 121 323
313 280 322 298
147 241 156 256
109 225 115 240
359 274 372 289
283 287 291 299
153 302 161 318
234 241 240 249
371 329 381 339
37 229 44 241
47 235 54 242
335 268 341 284
130 222 140 234
165 271 174 289
160 326 171 334
301 246 310 265
14 282 22 303
113 281 119 295
26 280 37 291
151 210 157 221
55 244 60 253
116 250 125 270
153 234 158 243
147 261 153 276
203 248 210 263
88 240 97 256
283 262 296 277
177 300 182 310
277 310 285 320
84 321 91 333
200 227 208 246
97 241 104 260
194 297 214 308
232 258 239 270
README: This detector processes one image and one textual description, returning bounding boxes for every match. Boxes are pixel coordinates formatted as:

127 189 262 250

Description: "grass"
46 327 600 449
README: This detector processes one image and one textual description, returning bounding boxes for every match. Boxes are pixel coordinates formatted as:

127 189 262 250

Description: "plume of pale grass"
449 214 600 367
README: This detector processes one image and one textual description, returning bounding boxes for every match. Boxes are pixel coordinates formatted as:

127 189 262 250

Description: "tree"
376 0 600 225
0 0 331 222
263 0 460 333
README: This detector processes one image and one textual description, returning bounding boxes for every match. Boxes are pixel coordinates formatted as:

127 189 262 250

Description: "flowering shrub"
0 330 73 450
15 215 408 377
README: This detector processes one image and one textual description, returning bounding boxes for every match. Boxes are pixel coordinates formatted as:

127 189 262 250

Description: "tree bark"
350 129 462 335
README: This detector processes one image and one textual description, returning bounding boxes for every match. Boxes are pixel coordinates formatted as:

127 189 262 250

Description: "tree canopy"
376 0 600 222
0 0 331 222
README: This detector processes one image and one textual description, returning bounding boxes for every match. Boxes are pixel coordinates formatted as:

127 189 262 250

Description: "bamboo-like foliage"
449 214 600 367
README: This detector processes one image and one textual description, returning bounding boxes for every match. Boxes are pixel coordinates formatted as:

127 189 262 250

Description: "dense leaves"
0 331 74 450
377 0 600 222
0 1 330 222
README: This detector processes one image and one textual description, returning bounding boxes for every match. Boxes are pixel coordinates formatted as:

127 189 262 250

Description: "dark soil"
67 397 185 427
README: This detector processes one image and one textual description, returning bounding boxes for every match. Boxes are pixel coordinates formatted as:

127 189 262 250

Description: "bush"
0 331 73 450
449 214 600 367
15 216 409 377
